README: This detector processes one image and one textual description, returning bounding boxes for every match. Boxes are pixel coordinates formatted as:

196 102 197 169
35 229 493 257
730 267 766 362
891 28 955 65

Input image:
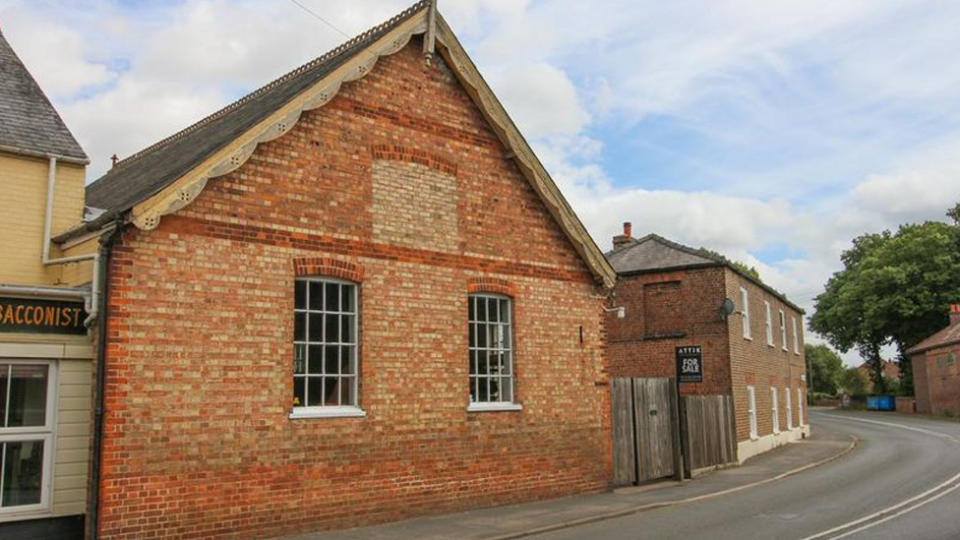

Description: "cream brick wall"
0 151 88 286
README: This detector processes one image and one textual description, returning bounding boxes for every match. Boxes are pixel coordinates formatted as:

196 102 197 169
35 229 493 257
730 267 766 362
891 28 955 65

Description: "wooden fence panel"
611 378 637 486
682 394 736 471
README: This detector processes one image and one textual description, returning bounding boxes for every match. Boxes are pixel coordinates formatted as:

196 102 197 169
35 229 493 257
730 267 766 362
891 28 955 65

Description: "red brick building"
605 225 809 463
908 305 960 416
53 3 618 538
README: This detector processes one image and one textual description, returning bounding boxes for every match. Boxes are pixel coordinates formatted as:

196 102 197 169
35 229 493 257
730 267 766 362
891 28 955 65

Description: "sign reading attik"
676 345 703 383
0 297 87 335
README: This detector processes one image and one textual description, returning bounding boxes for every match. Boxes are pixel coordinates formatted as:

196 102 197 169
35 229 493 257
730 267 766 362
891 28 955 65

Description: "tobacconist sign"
676 345 703 384
0 297 87 335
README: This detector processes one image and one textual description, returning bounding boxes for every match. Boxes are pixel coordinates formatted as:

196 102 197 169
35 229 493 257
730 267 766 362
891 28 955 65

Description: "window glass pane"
0 365 7 427
325 346 339 375
477 324 487 348
503 351 513 375
341 315 353 344
469 350 477 376
2 441 44 507
478 378 489 402
469 376 478 403
468 296 476 322
477 351 488 375
489 378 500 401
295 280 306 309
325 315 339 344
341 346 355 375
499 300 510 324
307 346 324 374
340 376 355 406
341 284 355 313
476 298 487 322
309 281 324 311
487 325 499 350
324 378 339 406
7 365 47 427
293 344 306 374
293 377 305 407
468 323 475 348
489 354 501 375
325 283 339 312
501 377 513 402
489 299 499 323
294 312 306 342
308 313 323 342
307 377 326 407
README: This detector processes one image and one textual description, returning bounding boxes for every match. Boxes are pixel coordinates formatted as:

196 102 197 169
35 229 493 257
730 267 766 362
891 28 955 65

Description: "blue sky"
2 0 959 363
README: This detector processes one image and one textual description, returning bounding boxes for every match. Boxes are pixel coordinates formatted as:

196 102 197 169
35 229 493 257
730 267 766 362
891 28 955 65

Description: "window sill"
743 336 753 341
467 402 523 413
289 406 366 419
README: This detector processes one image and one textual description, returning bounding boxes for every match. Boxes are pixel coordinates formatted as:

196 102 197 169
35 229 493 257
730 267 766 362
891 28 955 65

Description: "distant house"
908 305 960 416
856 359 900 392
605 223 809 463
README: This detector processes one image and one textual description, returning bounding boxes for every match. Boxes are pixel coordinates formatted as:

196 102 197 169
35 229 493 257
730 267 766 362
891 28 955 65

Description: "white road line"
801 413 960 539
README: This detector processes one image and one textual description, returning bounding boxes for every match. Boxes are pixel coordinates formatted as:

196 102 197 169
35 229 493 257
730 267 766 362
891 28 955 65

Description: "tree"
697 247 763 282
811 207 960 395
839 367 868 396
948 202 960 225
806 344 844 395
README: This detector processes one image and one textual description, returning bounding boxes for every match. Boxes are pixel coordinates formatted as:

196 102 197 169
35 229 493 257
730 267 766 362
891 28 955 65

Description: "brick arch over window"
293 257 364 282
467 277 517 298
370 144 458 176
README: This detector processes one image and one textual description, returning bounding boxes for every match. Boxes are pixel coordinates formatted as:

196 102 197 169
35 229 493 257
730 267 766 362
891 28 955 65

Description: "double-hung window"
797 388 805 426
779 309 788 350
292 278 363 418
747 385 757 439
792 317 800 354
785 387 793 430
764 301 774 346
468 294 518 411
0 361 55 513
771 387 780 433
740 287 751 340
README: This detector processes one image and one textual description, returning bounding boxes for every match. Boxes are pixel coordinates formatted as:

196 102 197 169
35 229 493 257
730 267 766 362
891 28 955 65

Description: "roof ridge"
114 0 428 168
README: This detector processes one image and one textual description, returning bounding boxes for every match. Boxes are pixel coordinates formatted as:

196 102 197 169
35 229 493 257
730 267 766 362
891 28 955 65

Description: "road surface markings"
801 413 960 539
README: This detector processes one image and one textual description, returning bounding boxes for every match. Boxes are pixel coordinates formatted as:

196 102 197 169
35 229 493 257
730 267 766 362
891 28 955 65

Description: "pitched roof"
0 29 87 162
606 233 804 313
606 233 716 274
64 1 615 287
85 1 427 215
907 320 960 355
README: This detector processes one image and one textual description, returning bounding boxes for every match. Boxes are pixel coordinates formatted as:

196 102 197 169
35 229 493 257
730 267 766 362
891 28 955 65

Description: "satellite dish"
720 298 735 319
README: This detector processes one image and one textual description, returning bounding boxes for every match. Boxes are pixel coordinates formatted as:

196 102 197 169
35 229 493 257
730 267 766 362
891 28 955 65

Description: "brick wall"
913 344 960 416
606 267 731 396
725 270 807 442
97 40 611 539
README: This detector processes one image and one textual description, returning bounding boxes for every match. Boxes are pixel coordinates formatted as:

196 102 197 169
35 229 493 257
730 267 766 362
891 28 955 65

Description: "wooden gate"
611 377 680 485
681 395 737 473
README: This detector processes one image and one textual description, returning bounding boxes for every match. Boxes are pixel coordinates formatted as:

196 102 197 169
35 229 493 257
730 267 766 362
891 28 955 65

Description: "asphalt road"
531 410 960 540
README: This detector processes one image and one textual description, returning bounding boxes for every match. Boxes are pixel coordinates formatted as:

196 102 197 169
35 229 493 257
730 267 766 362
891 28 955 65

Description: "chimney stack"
612 221 634 251
950 304 960 326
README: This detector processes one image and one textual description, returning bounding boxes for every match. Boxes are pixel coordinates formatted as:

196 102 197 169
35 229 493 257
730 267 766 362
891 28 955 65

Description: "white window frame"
771 387 780 433
468 294 521 412
290 277 364 419
779 309 788 350
797 388 805 426
0 359 57 517
747 385 757 439
785 387 793 430
764 301 774 346
740 287 751 340
792 316 800 354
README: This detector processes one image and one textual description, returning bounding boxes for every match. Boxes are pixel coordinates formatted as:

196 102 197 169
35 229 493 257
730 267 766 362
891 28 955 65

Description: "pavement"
292 410 856 540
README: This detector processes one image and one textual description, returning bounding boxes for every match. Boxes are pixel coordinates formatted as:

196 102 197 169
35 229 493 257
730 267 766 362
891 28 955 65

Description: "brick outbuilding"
908 305 960 416
606 225 809 463
52 2 618 538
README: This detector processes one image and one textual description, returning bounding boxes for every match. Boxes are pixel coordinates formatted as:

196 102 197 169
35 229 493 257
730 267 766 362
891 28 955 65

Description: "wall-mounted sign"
0 297 87 335
676 345 703 383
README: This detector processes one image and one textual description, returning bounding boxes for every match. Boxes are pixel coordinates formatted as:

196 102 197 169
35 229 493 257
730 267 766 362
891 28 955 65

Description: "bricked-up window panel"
643 281 682 336
293 278 359 412
0 362 53 511
468 295 515 406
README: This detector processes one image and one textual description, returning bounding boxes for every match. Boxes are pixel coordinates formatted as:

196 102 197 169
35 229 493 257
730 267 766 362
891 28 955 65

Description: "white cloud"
487 62 590 139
